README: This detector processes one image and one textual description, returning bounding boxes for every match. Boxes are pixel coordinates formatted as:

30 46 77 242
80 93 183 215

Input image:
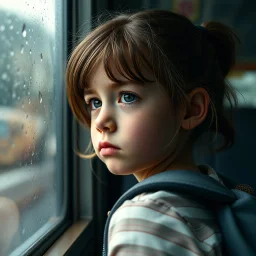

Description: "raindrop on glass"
23 83 26 88
28 97 31 104
22 24 26 37
29 49 32 54
39 91 43 103
26 114 28 119
10 51 14 56
40 53 43 61
0 25 5 31
20 45 24 54
9 25 14 30
1 72 8 80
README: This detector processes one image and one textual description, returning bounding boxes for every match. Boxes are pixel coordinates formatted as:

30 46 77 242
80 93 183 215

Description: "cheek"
91 127 98 150
124 108 176 149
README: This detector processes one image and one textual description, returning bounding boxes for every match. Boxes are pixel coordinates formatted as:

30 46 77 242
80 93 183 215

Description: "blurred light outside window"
0 0 66 255
228 71 256 108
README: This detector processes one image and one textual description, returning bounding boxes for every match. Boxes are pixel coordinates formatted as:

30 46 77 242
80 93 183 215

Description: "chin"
107 166 133 176
108 169 128 176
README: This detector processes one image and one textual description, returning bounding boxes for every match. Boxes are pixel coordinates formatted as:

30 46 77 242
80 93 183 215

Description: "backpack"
102 170 256 256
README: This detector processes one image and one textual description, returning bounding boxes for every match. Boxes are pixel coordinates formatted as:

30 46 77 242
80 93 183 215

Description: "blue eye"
89 99 102 110
120 93 138 103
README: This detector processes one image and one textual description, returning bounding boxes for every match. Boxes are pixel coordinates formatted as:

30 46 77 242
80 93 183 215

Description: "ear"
181 88 210 130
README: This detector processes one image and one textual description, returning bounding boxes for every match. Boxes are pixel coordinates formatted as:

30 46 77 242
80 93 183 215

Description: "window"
0 0 67 255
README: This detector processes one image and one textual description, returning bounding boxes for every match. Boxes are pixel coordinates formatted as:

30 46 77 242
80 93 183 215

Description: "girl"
66 9 239 256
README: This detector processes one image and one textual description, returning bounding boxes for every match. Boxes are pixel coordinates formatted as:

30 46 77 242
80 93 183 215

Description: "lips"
98 141 120 157
98 141 120 151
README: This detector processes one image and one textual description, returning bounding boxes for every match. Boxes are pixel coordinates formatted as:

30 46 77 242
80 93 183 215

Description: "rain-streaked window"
0 1 66 255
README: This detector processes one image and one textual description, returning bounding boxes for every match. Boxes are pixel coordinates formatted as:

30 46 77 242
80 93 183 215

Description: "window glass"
0 0 66 255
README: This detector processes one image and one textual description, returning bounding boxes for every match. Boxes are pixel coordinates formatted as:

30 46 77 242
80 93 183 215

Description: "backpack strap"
103 170 256 256
218 189 256 256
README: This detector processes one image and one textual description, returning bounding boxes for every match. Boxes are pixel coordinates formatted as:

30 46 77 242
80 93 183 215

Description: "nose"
94 106 117 133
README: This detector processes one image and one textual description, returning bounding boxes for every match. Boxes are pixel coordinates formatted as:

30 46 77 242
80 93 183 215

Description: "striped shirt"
108 166 224 256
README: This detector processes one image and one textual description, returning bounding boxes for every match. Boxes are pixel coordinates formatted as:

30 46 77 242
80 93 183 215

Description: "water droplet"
23 83 26 88
20 45 24 54
39 91 43 103
22 24 26 37
0 25 5 31
12 91 16 99
26 114 28 119
25 40 28 45
40 53 43 61
10 51 14 56
1 72 8 80
22 228 25 235
28 97 31 104
29 49 32 54
9 25 14 30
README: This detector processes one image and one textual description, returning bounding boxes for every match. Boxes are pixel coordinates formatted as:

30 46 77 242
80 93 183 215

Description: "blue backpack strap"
218 189 256 255
103 170 256 256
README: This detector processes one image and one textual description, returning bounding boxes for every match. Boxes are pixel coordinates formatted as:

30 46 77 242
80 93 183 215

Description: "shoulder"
108 190 222 256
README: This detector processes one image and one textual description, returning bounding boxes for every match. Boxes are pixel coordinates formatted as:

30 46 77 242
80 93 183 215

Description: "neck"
134 142 199 182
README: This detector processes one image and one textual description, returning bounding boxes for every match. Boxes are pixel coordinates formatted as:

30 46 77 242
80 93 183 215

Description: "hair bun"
201 22 240 77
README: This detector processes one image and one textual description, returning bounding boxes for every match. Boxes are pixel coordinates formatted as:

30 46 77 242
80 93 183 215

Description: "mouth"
98 141 120 156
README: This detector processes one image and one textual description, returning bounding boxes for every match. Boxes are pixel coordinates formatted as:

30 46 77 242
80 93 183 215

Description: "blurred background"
0 0 255 255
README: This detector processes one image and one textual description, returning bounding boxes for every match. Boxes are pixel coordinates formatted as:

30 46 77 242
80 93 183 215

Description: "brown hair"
66 9 239 157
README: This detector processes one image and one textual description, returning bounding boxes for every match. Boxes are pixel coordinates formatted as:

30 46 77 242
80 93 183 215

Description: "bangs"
102 29 155 84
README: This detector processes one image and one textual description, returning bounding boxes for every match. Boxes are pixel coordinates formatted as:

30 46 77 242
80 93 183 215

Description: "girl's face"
85 61 180 181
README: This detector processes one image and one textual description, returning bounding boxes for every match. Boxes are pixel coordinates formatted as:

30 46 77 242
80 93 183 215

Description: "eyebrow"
84 81 145 94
